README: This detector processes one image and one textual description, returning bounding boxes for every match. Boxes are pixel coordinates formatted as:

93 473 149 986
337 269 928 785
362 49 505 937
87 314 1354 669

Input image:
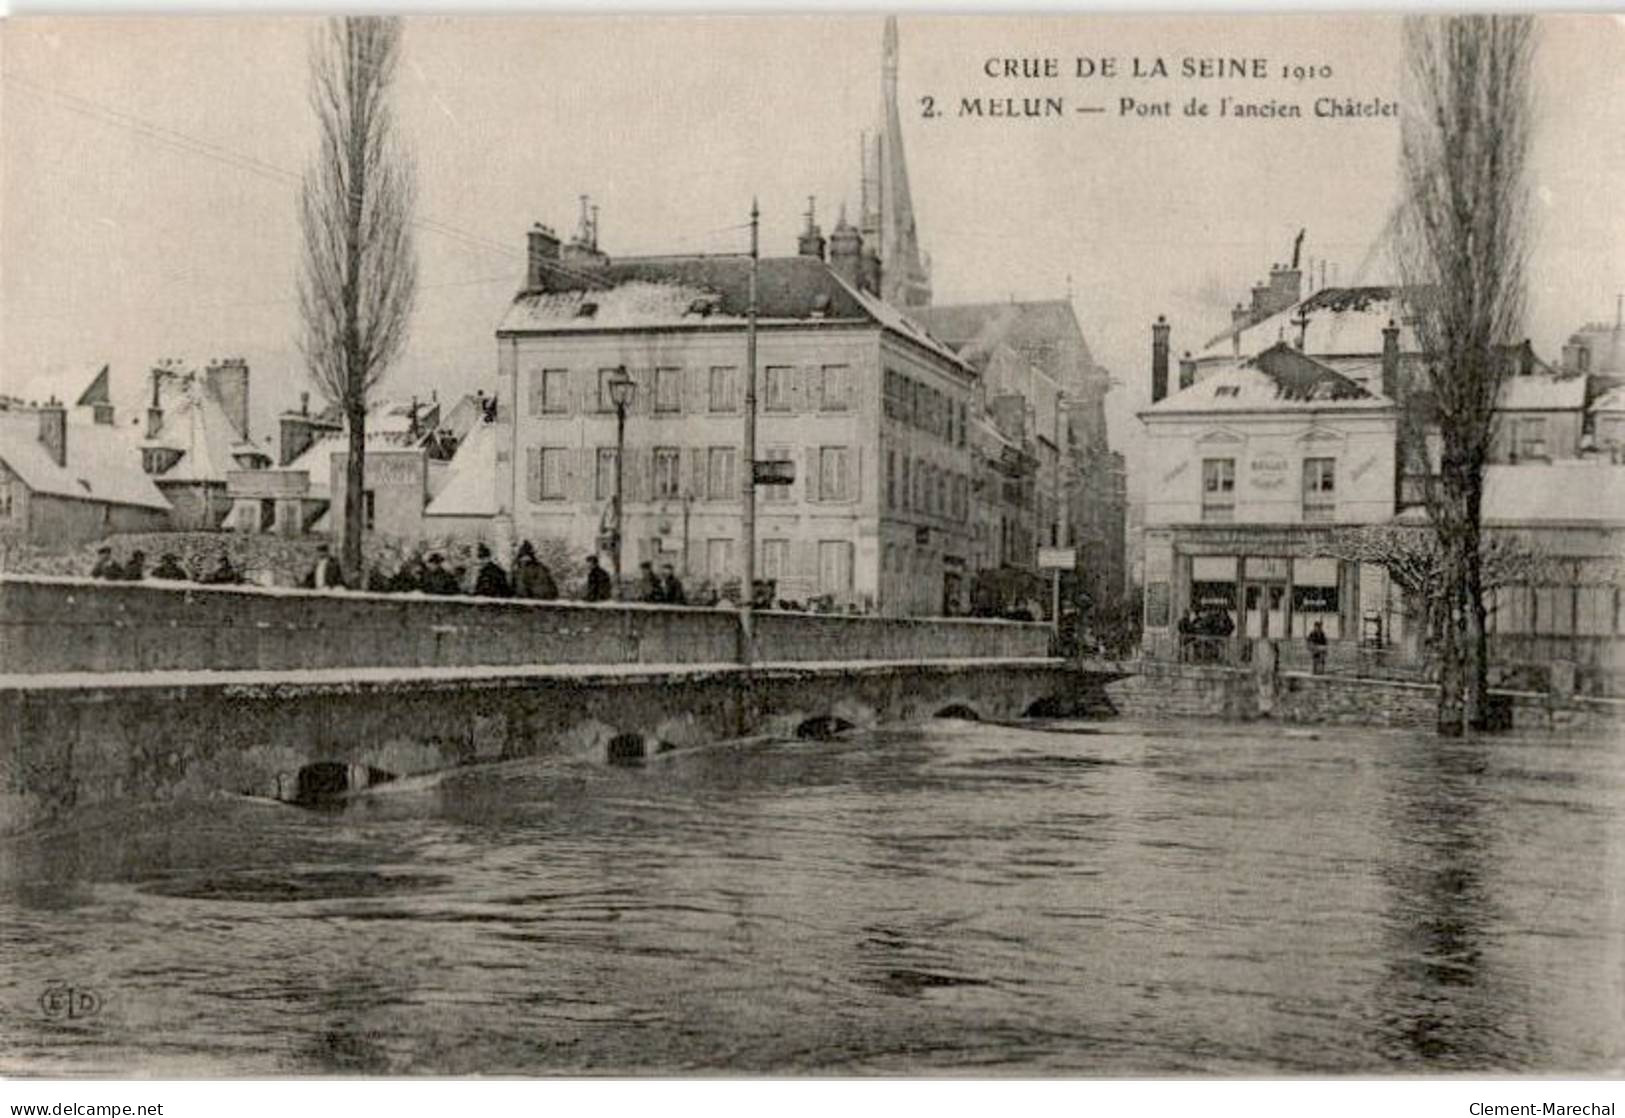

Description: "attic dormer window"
576 301 599 319
1215 385 1240 398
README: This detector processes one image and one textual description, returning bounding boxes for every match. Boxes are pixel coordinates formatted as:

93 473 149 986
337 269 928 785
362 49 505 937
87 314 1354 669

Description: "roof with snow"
1482 463 1625 525
1591 384 1625 413
424 418 497 518
498 254 971 373
1196 286 1423 362
1498 371 1588 411
141 366 264 482
0 409 171 511
1143 342 1393 415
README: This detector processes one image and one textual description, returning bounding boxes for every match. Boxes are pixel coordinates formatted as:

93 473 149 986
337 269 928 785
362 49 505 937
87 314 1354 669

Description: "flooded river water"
2 718 1621 1075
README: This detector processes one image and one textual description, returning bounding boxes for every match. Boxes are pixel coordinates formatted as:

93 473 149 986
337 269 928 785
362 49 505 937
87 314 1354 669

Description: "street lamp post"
608 365 636 594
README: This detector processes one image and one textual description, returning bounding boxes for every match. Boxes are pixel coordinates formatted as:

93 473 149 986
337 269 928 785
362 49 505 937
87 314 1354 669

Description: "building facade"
492 224 976 614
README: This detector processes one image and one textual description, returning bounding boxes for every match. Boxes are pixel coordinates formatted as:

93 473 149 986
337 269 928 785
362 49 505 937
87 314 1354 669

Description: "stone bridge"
0 577 1115 832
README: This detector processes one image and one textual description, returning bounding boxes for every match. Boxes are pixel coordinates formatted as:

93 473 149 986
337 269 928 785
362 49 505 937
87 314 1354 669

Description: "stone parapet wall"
1107 660 1624 735
0 576 1050 675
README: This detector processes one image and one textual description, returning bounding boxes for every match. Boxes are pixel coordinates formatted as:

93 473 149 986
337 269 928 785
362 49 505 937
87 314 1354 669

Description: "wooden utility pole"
740 199 760 666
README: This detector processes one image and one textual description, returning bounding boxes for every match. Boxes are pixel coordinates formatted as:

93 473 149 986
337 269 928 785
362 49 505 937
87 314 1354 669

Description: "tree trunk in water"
1463 478 1492 731
343 403 366 582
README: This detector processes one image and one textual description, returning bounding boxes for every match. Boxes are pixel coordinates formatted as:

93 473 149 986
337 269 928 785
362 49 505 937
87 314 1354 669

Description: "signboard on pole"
1037 547 1076 570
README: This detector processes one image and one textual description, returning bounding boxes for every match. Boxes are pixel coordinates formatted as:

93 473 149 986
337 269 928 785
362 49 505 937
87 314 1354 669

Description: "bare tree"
1393 14 1536 734
297 16 418 580
1317 524 1553 675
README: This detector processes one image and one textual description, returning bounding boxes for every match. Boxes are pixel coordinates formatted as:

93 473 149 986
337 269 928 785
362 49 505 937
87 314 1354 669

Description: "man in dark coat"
421 553 461 595
121 550 147 581
511 541 557 600
152 552 187 581
302 544 346 590
472 544 511 598
391 552 428 593
659 564 686 606
637 561 662 603
202 552 239 585
90 546 121 580
584 555 612 602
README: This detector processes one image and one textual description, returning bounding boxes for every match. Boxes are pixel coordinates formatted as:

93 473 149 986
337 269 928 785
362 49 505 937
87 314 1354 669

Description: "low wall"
0 576 1050 675
0 659 1085 834
1105 660 1624 735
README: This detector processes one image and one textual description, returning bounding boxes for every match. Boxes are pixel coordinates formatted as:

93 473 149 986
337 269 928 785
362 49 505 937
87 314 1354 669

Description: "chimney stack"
1519 339 1535 377
38 397 67 468
829 208 864 290
206 357 250 441
1151 315 1171 404
300 391 310 417
526 223 561 289
798 196 826 261
1381 319 1401 399
146 368 165 440
1178 352 1197 392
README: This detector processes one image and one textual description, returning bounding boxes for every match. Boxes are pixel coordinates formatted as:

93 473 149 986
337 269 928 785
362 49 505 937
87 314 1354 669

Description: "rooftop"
499 254 970 372
1196 285 1422 362
1144 342 1392 415
0 409 171 511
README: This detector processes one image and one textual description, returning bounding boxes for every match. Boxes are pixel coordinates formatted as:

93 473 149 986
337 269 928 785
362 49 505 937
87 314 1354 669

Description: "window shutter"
690 447 707 499
525 447 541 503
633 367 654 416
526 369 542 418
805 447 820 503
850 447 862 504
685 367 705 415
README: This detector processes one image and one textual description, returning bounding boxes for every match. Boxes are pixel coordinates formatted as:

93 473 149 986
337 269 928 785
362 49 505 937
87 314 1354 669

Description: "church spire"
859 15 931 309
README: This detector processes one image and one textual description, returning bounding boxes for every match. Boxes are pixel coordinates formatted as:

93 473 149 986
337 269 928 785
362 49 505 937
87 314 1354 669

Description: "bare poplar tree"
1393 14 1536 734
297 16 418 580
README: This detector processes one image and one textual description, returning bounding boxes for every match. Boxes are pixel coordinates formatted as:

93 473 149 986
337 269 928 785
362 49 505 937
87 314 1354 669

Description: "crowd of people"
89 545 241 585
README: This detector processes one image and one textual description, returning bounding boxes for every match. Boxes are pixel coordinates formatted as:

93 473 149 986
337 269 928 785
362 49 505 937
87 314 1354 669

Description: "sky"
3 13 1623 500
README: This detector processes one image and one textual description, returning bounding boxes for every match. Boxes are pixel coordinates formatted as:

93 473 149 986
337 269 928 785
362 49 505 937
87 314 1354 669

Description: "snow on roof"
276 426 427 502
1144 344 1391 415
497 254 971 374
1498 372 1588 411
0 410 170 511
1196 286 1419 362
140 369 257 483
424 419 497 518
1592 385 1625 413
1482 462 1625 526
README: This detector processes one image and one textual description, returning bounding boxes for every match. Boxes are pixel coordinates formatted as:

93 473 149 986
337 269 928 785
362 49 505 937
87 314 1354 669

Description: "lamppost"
607 365 636 593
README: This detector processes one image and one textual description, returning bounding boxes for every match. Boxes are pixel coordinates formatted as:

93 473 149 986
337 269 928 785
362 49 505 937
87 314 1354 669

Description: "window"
914 457 927 510
1515 417 1548 461
1302 457 1335 522
883 369 905 419
762 446 792 503
529 368 568 416
937 471 948 517
818 540 854 594
1202 457 1235 522
761 538 789 583
652 447 682 498
709 366 738 413
707 446 737 500
900 456 911 511
527 447 570 502
0 475 12 520
820 364 851 411
819 446 851 502
363 490 376 531
765 366 794 412
886 450 896 508
655 367 682 413
958 403 967 447
595 446 619 501
706 538 734 582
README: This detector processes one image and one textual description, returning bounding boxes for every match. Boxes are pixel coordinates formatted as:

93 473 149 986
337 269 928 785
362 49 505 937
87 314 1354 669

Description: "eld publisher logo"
39 983 101 1021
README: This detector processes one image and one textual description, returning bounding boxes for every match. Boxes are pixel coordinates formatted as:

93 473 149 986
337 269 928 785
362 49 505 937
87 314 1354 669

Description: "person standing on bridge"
637 561 661 603
304 544 346 591
511 541 557 601
583 555 612 602
90 546 120 580
659 564 686 606
472 543 511 598
121 549 147 582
